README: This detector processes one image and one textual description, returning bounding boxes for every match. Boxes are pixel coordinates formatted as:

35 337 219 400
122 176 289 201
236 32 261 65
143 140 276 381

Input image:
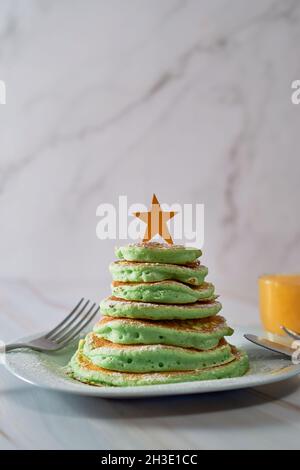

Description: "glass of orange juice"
259 274 300 344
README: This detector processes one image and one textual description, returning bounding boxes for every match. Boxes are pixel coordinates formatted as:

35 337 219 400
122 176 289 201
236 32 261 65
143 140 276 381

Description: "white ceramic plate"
5 327 300 398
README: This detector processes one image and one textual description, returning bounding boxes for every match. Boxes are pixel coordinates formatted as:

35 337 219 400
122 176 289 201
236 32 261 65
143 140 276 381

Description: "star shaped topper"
133 194 177 244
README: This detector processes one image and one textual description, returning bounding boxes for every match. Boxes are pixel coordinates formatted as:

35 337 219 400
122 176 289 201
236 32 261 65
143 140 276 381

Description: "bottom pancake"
68 341 249 387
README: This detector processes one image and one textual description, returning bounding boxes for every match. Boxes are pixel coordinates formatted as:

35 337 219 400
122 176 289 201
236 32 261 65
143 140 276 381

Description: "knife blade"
244 334 295 358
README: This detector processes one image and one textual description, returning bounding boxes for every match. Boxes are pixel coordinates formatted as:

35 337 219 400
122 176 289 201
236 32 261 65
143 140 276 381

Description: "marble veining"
0 2 300 300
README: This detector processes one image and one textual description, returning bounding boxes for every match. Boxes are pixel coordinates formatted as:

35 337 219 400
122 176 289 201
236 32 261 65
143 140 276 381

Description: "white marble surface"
1 0 300 301
1 280 300 450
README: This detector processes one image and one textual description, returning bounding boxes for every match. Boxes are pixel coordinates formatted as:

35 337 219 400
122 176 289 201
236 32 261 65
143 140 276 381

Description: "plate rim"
4 327 300 398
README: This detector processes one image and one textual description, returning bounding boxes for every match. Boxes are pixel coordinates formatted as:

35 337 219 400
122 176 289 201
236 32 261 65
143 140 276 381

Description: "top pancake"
115 242 201 265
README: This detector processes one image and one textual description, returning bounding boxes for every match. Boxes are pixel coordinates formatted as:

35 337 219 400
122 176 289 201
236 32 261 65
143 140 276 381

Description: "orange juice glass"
259 274 300 344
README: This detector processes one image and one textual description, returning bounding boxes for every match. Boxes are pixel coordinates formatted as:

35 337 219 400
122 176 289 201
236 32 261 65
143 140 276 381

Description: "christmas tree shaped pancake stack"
69 241 249 387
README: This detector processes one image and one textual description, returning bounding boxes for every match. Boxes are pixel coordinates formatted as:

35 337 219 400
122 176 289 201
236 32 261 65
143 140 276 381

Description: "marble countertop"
1 279 300 450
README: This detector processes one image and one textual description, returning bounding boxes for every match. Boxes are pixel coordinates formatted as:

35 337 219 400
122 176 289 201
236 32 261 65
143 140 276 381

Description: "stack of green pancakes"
69 242 249 386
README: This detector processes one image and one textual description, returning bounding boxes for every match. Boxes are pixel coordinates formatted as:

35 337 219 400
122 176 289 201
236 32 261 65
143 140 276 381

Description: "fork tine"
58 306 100 346
59 308 100 348
45 298 85 339
47 299 90 341
55 303 97 343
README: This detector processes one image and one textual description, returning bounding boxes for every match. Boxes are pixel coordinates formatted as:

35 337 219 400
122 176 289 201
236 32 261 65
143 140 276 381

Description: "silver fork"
5 298 99 352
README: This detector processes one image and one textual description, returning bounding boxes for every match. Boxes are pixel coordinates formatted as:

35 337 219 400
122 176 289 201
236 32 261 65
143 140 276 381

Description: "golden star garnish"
133 194 177 244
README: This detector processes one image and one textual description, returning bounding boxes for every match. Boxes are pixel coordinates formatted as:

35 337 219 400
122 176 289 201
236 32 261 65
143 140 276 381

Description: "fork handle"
5 343 29 352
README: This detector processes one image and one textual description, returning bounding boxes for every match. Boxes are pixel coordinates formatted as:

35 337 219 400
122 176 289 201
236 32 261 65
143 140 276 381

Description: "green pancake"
110 260 208 286
111 280 214 304
115 242 201 265
82 334 234 373
100 297 221 320
68 341 249 387
94 315 233 350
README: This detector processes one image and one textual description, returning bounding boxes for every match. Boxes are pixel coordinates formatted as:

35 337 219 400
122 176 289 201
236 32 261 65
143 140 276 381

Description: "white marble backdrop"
1 0 300 304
